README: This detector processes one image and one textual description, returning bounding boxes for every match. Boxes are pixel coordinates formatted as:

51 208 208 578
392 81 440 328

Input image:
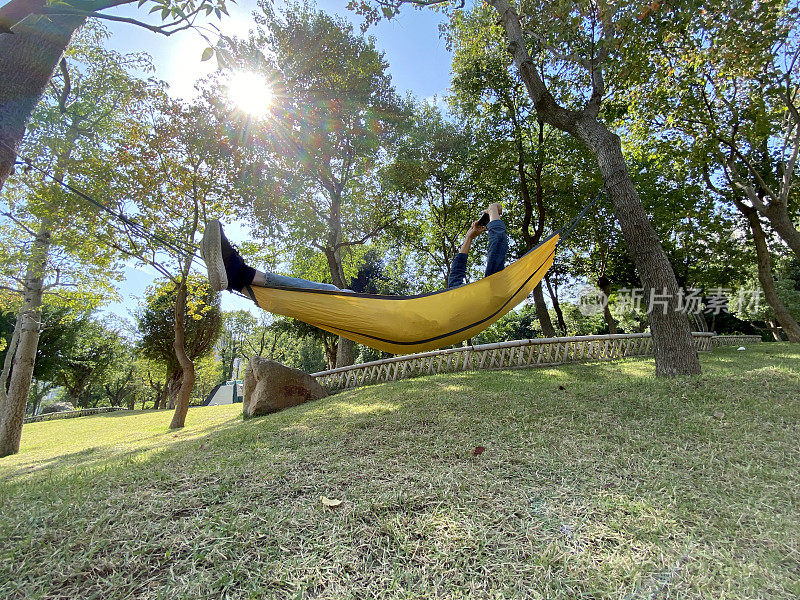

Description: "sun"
227 71 273 118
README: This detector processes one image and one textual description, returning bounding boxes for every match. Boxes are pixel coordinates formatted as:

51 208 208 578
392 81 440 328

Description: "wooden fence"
711 334 763 346
24 406 128 424
312 332 717 392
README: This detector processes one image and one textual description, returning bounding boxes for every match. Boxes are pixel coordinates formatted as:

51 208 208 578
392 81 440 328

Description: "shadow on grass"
0 345 798 599
4 344 795 488
3 409 245 487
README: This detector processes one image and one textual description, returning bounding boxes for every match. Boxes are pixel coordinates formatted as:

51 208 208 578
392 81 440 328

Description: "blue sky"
96 0 454 321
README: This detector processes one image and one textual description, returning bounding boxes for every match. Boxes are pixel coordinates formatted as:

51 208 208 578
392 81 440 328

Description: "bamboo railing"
312 332 716 392
710 334 763 346
24 406 128 424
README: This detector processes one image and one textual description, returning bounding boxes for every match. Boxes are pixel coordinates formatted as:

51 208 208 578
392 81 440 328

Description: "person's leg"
201 220 342 293
447 252 468 289
484 204 508 277
252 270 341 292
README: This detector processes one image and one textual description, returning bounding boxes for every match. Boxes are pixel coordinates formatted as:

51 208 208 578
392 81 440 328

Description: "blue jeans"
261 271 342 292
254 219 507 293
447 219 508 289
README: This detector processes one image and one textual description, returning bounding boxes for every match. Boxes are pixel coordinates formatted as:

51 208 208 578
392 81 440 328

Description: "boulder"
243 358 327 418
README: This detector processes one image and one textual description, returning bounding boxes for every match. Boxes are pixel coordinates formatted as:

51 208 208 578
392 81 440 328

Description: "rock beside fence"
243 358 327 418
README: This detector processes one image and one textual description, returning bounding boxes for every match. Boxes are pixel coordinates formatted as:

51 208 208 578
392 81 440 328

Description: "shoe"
200 219 236 291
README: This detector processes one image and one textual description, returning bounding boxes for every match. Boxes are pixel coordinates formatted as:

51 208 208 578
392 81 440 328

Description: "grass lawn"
1 344 798 599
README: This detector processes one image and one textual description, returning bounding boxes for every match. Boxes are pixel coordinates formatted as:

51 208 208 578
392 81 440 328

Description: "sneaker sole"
201 220 228 292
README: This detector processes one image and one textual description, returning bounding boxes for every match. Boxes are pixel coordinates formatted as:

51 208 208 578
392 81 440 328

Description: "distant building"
202 381 243 406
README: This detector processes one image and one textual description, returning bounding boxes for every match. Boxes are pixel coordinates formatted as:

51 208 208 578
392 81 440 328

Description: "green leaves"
136 274 222 368
222 4 407 289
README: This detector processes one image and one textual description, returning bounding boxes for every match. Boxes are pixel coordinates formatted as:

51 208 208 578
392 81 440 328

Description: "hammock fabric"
244 233 560 355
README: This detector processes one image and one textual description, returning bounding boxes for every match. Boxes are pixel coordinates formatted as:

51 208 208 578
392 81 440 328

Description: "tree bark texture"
0 219 51 457
742 206 800 343
0 315 22 418
545 275 567 334
531 283 555 336
597 275 618 334
488 0 700 376
0 12 85 194
592 137 700 375
762 201 800 264
169 275 195 429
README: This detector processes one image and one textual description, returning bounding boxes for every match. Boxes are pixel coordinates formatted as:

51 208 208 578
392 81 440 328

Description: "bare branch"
1 210 37 237
37 6 197 37
334 217 395 250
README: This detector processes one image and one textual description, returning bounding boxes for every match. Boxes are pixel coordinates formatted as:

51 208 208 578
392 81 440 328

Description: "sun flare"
227 71 273 118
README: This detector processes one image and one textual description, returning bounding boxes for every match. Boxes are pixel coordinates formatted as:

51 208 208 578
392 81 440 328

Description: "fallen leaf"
713 411 725 420
199 443 207 450
473 446 486 457
320 496 343 508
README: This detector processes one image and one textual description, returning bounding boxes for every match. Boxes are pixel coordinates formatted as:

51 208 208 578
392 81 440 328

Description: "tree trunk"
157 381 168 409
531 283 556 337
763 201 800 265
0 11 85 194
545 275 567 334
164 366 183 410
335 338 356 367
0 315 22 418
743 207 800 342
590 136 699 375
489 0 700 377
0 219 51 457
597 275 618 334
169 276 195 429
324 202 356 368
321 334 337 370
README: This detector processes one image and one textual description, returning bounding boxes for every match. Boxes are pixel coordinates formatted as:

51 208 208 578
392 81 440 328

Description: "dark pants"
447 219 508 289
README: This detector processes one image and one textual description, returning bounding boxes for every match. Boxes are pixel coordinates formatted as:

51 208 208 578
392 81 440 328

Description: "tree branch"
37 6 198 37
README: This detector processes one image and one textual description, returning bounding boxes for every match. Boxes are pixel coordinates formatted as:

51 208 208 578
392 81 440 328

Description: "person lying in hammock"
200 202 507 294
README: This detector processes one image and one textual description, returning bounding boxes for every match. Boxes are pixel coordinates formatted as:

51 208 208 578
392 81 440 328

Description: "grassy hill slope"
1 344 798 599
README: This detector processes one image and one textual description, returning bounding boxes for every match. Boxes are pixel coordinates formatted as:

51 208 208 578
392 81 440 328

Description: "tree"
55 316 125 407
389 101 480 290
135 275 222 412
643 2 800 262
621 2 800 340
107 86 253 428
228 2 408 367
352 1 701 376
0 22 142 456
448 6 559 335
217 310 258 381
0 303 87 414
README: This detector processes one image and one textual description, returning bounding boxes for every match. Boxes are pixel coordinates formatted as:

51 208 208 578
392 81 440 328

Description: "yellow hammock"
243 233 560 355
